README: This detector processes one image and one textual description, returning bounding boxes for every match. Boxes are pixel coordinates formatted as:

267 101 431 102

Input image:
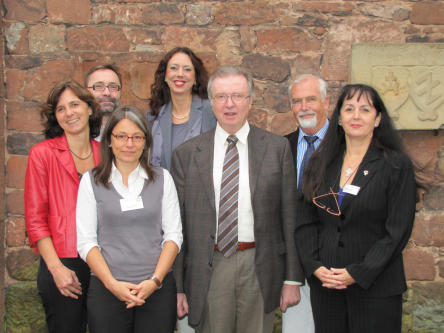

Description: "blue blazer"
147 95 216 171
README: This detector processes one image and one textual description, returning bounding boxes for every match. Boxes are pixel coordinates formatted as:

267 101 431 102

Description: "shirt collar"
109 162 148 183
215 121 250 146
298 118 329 145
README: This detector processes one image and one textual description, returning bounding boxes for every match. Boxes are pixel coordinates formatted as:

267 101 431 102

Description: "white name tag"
343 184 360 195
120 196 144 211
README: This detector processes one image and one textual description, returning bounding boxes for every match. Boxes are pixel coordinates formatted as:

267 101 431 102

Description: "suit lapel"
160 102 173 170
194 130 216 210
51 135 80 185
340 144 382 212
248 126 267 198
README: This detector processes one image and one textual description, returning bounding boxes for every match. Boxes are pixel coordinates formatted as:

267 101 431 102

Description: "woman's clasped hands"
314 266 356 289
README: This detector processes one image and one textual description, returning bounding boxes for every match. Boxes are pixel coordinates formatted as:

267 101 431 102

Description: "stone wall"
2 1 444 332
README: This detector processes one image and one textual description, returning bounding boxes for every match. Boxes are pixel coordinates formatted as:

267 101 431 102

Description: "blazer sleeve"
295 196 323 278
347 155 416 289
25 146 50 248
170 148 187 293
282 139 305 282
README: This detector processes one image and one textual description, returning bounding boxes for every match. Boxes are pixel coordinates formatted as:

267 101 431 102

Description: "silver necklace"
70 147 92 160
172 110 190 120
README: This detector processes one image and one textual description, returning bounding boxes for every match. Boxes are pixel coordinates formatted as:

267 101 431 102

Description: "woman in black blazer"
296 84 416 333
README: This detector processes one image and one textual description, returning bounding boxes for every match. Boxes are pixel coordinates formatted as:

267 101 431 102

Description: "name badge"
343 184 360 196
120 196 144 212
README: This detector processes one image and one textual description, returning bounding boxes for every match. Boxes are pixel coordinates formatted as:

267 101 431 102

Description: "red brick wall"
2 0 444 329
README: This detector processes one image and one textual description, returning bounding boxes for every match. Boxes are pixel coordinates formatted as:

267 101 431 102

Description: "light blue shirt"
296 119 329 185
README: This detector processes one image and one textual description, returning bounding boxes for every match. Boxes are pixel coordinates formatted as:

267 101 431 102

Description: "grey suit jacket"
171 124 304 327
147 95 216 171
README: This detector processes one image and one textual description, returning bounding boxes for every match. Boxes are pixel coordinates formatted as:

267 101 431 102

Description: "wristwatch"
150 275 162 289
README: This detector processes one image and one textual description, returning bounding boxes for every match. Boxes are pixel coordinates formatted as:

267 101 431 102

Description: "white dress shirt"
76 163 182 261
213 122 255 242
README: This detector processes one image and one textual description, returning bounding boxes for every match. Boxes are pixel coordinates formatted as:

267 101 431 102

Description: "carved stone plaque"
350 43 444 129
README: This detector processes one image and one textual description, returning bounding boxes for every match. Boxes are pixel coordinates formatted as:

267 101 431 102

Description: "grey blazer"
171 124 304 327
147 95 216 171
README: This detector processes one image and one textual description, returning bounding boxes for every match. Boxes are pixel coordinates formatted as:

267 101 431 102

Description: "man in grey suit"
283 74 330 333
171 66 304 333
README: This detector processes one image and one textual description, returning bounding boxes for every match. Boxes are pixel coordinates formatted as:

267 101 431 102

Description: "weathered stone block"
92 4 144 25
7 101 43 133
47 0 90 24
186 4 212 26
411 214 444 247
5 282 47 333
295 14 328 28
439 260 444 279
3 0 45 23
240 26 256 53
296 2 354 16
242 54 290 83
359 3 410 21
409 282 444 332
351 43 444 130
262 84 290 114
6 190 25 215
404 248 435 281
23 59 75 102
7 249 40 281
129 62 158 100
6 155 28 189
67 26 130 53
5 22 28 55
256 27 321 53
214 2 277 25
411 2 444 25
29 24 66 54
248 109 269 131
125 28 162 52
141 3 185 25
424 186 444 211
6 69 26 100
271 112 298 136
7 133 44 156
6 216 27 247
5 55 42 70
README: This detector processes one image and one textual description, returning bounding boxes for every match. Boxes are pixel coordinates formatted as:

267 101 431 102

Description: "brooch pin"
363 170 369 176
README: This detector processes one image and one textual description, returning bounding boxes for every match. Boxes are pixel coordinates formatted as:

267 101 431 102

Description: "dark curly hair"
149 47 208 117
41 80 102 139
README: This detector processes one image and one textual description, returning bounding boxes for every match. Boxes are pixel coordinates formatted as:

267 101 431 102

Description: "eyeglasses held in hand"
212 93 250 105
312 187 344 216
88 83 121 92
111 133 146 143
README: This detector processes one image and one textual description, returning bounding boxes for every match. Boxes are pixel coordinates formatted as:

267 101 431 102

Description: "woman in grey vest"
76 106 182 333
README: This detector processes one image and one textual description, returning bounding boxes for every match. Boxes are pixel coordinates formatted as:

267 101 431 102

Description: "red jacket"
25 134 100 258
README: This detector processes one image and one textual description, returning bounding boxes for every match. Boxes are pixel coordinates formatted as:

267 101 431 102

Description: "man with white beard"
284 74 330 333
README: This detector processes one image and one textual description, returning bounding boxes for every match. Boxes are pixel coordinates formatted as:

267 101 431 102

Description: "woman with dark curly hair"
25 80 102 333
147 47 216 171
296 84 416 333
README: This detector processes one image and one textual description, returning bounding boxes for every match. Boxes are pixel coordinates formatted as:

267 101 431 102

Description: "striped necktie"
298 135 318 193
217 135 239 257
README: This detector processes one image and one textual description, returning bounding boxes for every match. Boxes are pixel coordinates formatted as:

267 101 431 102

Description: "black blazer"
295 143 416 297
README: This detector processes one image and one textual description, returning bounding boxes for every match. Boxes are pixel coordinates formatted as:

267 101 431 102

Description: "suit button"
337 227 341 232
340 214 346 220
338 241 344 247
208 262 212 267
210 234 215 240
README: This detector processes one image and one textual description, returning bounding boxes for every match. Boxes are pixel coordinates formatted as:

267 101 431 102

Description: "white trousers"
282 282 315 333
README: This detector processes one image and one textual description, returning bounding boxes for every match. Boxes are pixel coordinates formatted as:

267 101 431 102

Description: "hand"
177 293 189 318
129 280 158 306
330 268 355 289
107 280 145 308
280 284 301 312
313 266 346 289
50 264 82 299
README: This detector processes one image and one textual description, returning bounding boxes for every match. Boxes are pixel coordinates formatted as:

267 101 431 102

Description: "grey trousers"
195 248 274 333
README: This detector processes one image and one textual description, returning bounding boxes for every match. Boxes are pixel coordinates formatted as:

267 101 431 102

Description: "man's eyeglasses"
312 187 344 216
111 133 145 143
89 83 121 92
212 93 250 105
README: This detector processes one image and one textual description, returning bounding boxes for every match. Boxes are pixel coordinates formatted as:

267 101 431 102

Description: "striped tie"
217 135 239 257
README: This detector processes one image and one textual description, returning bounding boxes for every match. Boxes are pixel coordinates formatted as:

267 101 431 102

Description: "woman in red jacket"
25 81 102 333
